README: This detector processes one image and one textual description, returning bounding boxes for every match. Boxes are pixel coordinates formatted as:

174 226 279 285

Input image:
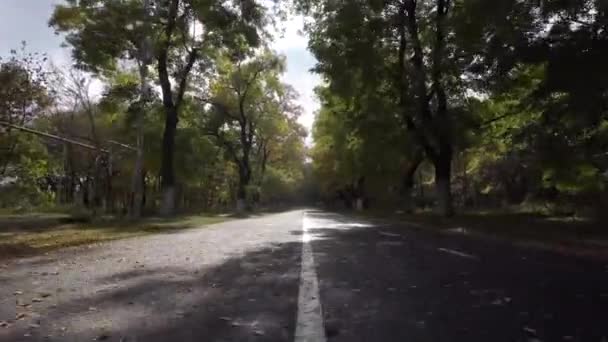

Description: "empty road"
1 210 608 341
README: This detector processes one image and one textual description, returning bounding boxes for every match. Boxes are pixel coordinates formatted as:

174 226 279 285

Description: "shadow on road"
3 210 608 342
303 211 608 342
4 241 301 342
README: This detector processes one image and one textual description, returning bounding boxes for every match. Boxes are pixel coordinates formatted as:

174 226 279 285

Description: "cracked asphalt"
1 209 608 341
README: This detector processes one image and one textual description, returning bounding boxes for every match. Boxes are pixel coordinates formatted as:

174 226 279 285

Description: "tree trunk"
160 106 178 216
402 176 415 213
129 0 154 216
402 154 423 213
434 152 453 217
236 165 250 212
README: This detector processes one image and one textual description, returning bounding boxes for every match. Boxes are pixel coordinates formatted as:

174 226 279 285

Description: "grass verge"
0 214 230 260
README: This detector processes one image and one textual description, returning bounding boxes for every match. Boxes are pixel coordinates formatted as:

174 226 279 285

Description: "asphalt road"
1 210 608 341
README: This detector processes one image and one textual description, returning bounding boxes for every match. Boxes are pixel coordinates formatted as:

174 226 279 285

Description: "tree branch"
175 47 198 109
157 0 180 111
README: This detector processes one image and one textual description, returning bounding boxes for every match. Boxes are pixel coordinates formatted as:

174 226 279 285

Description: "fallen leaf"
40 293 51 298
16 313 27 320
88 307 97 312
253 329 265 336
0 321 9 328
94 334 110 341
31 298 43 303
14 291 23 296
29 323 41 329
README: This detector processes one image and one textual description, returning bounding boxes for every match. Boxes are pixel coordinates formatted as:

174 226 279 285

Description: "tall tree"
298 0 469 215
200 51 300 210
0 46 51 176
50 0 269 215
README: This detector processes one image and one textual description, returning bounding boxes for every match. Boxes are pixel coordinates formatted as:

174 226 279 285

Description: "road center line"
295 212 327 342
437 247 478 260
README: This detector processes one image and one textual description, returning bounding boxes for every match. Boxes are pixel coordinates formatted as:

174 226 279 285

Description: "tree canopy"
300 0 608 217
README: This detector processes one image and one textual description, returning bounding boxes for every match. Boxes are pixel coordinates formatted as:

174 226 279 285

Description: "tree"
298 0 469 215
50 0 270 215
200 51 302 210
0 45 51 176
456 0 608 215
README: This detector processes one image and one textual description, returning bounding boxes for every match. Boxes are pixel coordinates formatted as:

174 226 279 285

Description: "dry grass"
0 214 230 259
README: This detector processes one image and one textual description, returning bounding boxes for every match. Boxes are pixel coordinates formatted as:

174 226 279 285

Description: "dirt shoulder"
0 214 231 260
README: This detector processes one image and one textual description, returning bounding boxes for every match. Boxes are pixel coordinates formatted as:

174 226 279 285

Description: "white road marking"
295 213 327 342
437 247 478 260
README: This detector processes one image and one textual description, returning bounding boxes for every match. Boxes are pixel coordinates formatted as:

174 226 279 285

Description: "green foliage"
302 0 608 215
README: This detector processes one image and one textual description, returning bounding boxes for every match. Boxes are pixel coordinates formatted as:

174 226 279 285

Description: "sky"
0 0 320 140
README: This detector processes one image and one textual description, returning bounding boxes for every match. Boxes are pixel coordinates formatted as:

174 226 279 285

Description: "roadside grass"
357 209 608 249
0 214 231 260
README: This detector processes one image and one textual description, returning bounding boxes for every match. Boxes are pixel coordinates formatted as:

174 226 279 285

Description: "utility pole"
130 0 152 218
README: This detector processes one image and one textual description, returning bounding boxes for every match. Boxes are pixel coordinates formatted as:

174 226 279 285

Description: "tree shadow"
3 240 302 342
302 210 608 342
3 210 608 342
